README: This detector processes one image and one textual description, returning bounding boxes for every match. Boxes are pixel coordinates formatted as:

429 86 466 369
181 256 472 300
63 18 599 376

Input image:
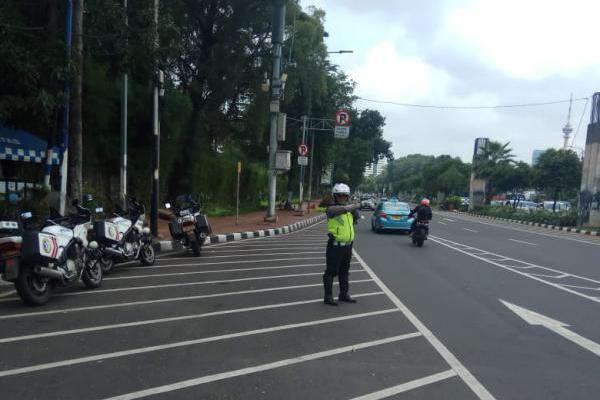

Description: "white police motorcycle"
8 197 103 306
93 197 155 274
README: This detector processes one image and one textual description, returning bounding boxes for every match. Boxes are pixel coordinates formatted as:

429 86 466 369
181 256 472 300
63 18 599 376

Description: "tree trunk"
68 0 84 201
553 189 558 212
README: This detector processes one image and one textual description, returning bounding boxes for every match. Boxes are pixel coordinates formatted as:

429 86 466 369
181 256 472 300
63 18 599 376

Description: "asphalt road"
0 212 598 399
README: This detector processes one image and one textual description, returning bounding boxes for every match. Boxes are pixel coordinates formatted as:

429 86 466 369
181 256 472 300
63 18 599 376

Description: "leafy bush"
446 195 462 209
473 206 577 227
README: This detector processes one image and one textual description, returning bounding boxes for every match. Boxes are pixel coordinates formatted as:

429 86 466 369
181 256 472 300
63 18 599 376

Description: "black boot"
323 275 337 306
338 293 357 303
324 296 339 306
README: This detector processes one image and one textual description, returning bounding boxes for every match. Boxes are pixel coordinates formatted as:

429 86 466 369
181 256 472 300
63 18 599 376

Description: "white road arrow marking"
501 300 600 357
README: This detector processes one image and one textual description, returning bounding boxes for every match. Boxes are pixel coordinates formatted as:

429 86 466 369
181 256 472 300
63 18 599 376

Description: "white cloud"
445 0 600 79
349 41 452 102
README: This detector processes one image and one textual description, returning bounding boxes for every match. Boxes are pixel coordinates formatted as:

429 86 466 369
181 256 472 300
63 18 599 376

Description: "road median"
447 210 600 237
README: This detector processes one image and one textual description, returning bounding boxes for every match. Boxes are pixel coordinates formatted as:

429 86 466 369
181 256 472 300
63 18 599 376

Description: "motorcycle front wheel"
139 243 156 265
15 266 52 306
82 256 103 289
190 236 201 257
99 255 114 275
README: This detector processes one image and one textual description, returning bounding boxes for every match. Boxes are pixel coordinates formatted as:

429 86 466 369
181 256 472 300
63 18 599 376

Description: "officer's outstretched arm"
327 203 359 218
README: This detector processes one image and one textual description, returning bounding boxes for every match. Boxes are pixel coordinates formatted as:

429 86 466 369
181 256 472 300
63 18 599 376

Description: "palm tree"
473 141 515 180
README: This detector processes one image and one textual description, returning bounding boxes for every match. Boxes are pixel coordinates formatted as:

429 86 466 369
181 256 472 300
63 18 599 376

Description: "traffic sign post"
334 125 350 139
334 109 351 139
298 144 309 156
335 110 350 126
298 156 308 166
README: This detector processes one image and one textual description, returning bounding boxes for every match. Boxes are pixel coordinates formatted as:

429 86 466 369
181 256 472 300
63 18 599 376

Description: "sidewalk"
156 204 323 240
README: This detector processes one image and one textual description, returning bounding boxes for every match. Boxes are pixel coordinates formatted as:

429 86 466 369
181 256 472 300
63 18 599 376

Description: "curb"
154 214 327 253
449 211 600 237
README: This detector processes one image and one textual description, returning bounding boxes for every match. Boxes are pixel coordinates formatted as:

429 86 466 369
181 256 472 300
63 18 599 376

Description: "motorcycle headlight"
89 241 99 250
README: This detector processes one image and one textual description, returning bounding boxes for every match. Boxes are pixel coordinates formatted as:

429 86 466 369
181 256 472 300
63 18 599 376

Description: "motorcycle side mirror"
165 202 171 209
83 194 93 202
20 211 32 219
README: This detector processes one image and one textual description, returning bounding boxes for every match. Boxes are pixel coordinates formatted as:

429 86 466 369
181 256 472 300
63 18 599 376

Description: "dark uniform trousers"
323 240 353 297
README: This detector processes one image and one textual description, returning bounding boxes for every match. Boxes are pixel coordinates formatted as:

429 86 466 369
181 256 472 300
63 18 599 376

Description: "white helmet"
332 183 351 196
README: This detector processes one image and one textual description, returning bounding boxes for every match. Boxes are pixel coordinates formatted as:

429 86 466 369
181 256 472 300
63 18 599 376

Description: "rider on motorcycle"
409 198 433 233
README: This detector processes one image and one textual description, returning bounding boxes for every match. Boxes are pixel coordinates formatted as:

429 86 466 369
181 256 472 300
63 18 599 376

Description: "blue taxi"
371 200 413 233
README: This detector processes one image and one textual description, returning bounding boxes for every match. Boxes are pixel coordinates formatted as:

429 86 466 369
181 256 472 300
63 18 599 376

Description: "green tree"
491 161 531 207
534 149 582 211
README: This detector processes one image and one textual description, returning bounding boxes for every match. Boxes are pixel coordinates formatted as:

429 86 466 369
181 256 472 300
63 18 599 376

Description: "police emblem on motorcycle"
41 238 53 254
108 225 116 238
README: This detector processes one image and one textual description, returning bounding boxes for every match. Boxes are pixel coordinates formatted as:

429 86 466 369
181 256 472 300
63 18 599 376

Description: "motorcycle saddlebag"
168 220 184 240
94 221 120 244
195 214 211 234
21 231 60 263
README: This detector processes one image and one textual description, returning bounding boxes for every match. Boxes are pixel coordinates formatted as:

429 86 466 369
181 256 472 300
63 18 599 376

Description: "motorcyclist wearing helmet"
409 198 433 233
323 183 360 306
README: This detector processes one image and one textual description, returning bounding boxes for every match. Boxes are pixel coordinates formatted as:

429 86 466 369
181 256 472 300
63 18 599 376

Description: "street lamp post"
305 49 353 202
265 0 286 221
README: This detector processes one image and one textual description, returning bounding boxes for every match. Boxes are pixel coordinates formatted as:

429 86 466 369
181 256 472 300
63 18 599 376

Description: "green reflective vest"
327 211 355 243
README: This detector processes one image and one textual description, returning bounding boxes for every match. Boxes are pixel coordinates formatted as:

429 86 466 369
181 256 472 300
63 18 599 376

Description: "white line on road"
352 250 496 400
204 245 326 253
349 369 458 400
0 309 403 378
443 213 600 247
123 257 325 271
560 283 600 291
100 333 421 400
0 290 16 298
50 270 366 298
160 251 325 260
508 238 537 246
463 228 478 233
501 300 600 358
0 292 385 344
105 262 361 281
443 218 456 222
438 221 447 226
429 236 600 305
0 279 374 320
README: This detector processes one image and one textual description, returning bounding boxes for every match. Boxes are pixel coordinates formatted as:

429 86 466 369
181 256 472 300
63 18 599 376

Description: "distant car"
360 196 376 210
371 201 413 233
515 200 539 213
543 201 571 212
380 197 389 202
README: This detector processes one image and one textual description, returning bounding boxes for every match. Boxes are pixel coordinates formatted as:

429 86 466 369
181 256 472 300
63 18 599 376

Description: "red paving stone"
156 202 323 240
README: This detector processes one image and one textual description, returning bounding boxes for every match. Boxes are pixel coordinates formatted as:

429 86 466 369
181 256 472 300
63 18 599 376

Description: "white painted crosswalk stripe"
100 333 421 400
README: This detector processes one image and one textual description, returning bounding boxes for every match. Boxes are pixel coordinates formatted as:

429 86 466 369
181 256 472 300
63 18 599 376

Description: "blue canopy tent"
0 124 60 165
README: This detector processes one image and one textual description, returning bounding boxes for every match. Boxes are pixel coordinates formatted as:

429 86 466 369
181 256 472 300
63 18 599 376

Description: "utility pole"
59 0 73 215
266 0 286 221
150 0 160 236
307 127 315 201
69 0 84 202
298 116 307 210
120 0 128 209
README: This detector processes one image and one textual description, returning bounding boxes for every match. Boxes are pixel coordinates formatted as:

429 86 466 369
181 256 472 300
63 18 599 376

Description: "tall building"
531 149 544 165
364 156 387 177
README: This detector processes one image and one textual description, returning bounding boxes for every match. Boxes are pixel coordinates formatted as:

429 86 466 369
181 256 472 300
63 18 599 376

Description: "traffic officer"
323 183 360 306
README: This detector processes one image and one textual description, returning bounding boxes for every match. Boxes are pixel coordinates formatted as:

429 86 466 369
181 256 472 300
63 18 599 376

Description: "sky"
299 0 600 162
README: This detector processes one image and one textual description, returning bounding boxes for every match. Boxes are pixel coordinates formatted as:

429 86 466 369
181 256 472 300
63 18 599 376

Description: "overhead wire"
356 96 588 110
571 97 589 146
